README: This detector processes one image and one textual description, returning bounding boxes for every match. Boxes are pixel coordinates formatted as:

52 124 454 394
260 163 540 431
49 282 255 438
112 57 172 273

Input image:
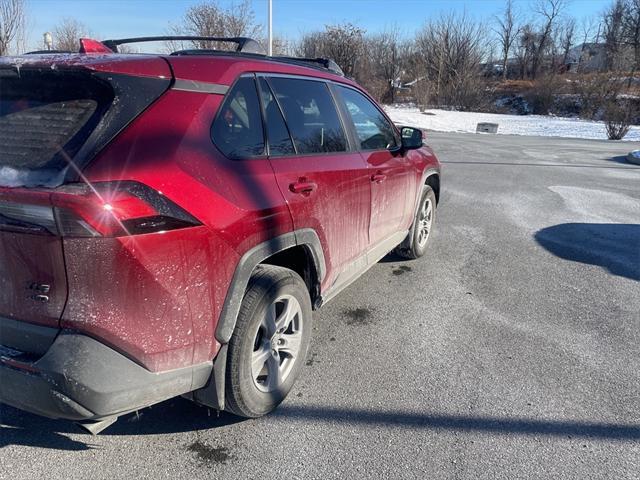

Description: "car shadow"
0 398 246 450
607 155 632 165
534 223 640 281
378 251 409 263
3 400 640 452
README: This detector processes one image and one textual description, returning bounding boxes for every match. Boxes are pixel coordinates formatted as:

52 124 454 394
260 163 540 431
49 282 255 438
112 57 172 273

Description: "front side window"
267 77 348 154
211 76 264 159
336 86 398 151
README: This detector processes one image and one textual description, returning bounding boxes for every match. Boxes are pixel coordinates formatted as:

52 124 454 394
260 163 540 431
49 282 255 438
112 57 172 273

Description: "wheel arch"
425 172 440 204
214 229 325 345
192 230 324 412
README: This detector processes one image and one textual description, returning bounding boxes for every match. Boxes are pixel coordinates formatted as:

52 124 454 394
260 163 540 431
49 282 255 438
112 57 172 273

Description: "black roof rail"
102 36 266 55
25 50 75 55
169 49 344 76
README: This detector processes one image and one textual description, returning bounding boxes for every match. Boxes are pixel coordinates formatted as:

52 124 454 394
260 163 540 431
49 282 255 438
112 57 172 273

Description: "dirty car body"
0 38 441 433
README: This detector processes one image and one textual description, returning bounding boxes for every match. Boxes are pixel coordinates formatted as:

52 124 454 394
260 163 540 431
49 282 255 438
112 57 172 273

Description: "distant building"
565 43 606 73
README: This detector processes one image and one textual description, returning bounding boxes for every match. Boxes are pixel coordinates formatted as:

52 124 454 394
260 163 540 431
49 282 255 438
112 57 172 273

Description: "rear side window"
0 71 113 172
336 86 398 151
267 77 347 155
211 77 265 159
257 77 295 156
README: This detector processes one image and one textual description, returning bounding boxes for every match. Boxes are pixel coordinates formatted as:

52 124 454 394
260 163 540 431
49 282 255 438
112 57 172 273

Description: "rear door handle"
371 172 387 183
289 180 317 195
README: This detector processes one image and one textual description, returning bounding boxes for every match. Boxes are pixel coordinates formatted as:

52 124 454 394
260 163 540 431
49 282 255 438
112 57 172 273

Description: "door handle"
371 172 387 183
289 180 317 195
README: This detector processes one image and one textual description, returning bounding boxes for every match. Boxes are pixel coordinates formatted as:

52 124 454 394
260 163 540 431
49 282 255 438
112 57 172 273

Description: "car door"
333 85 413 251
258 75 371 292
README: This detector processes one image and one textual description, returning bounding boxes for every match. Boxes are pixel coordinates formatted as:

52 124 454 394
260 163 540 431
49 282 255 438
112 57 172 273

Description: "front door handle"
371 172 387 183
289 180 317 195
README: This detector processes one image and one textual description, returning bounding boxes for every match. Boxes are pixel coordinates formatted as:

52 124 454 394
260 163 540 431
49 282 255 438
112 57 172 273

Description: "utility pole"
44 32 53 51
267 0 273 56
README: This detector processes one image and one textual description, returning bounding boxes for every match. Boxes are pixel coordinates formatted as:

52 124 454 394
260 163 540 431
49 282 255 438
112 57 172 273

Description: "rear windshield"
0 70 113 178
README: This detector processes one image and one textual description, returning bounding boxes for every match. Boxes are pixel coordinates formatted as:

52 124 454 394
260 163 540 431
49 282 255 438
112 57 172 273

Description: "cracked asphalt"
1 132 639 479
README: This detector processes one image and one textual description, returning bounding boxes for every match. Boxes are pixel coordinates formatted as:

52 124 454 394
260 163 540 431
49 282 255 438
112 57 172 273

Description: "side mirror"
400 127 424 150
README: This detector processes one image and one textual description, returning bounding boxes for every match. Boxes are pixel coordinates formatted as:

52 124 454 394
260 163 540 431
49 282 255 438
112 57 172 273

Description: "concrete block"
476 122 499 134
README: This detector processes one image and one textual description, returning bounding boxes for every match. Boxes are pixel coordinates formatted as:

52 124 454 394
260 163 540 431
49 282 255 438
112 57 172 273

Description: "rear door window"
211 76 265 159
335 86 398 151
267 77 347 155
257 77 295 156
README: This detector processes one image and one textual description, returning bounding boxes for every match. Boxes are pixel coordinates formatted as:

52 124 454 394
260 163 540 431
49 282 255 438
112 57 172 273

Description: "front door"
333 85 412 248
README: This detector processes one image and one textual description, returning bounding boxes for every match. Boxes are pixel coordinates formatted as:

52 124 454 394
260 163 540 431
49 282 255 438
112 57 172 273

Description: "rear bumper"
0 332 211 421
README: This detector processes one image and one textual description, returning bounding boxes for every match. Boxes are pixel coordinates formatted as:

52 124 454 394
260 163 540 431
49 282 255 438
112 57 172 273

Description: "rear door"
259 75 371 290
333 85 413 249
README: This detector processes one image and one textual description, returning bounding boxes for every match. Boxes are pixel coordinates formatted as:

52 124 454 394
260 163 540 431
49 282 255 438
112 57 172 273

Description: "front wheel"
225 265 312 418
395 185 437 259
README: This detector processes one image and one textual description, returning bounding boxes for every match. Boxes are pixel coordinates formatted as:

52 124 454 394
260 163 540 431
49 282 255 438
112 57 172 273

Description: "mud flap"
191 344 228 411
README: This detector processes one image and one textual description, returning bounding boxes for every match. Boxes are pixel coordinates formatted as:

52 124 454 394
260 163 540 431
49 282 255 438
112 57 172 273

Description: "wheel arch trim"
215 228 325 344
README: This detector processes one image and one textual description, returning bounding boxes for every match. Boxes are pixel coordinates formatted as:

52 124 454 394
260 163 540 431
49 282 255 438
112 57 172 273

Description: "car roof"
163 53 359 89
1 52 360 89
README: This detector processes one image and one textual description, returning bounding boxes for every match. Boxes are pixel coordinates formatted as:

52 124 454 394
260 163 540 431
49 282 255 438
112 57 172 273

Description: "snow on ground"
385 105 640 142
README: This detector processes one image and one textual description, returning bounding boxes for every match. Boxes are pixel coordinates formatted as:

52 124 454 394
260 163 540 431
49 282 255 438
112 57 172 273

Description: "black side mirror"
400 127 424 150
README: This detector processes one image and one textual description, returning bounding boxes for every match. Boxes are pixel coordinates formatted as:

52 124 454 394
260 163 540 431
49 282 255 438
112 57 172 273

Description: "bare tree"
623 0 640 82
603 0 626 71
0 0 26 55
494 0 521 80
368 26 405 102
577 16 598 72
168 0 262 52
514 23 539 78
531 0 566 79
414 13 488 110
52 18 91 52
560 17 576 67
297 23 366 78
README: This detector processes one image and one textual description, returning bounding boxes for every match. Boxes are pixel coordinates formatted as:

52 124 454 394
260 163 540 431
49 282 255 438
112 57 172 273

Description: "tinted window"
257 77 295 156
268 77 347 154
337 86 398 151
0 71 113 171
211 77 264 159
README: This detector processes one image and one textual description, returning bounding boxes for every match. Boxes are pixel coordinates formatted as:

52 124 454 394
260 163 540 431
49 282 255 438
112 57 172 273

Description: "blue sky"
27 0 611 51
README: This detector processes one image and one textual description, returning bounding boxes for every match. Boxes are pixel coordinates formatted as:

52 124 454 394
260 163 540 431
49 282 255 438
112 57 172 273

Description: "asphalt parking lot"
1 132 639 479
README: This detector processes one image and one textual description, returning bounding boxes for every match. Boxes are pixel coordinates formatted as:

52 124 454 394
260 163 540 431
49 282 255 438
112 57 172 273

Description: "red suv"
0 36 441 434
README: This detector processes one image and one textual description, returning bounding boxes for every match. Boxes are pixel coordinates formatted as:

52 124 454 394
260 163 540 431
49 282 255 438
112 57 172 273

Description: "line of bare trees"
1 0 639 136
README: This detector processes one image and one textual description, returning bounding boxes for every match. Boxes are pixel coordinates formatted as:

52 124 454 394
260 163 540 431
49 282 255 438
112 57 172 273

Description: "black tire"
395 185 437 259
225 265 312 418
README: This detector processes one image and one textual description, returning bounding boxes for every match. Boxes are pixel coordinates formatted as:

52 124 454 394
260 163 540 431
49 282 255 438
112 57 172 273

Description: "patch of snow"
385 105 640 141
0 166 66 188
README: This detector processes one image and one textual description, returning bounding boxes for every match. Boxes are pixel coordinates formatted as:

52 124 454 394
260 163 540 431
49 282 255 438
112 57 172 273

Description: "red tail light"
0 182 201 237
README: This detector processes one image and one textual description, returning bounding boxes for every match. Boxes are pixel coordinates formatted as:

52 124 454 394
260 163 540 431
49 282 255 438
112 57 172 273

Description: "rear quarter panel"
75 88 292 371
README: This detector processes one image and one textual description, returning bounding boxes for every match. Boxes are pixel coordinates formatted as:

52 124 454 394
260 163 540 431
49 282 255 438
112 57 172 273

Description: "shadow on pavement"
272 405 640 441
441 160 640 169
608 155 632 165
3 398 640 451
0 398 245 450
535 223 640 281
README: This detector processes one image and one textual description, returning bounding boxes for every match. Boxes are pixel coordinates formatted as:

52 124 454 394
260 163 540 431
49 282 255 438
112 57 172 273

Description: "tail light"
0 181 201 237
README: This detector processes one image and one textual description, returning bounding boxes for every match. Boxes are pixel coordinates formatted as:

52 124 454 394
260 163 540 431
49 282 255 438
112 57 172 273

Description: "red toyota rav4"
0 37 441 433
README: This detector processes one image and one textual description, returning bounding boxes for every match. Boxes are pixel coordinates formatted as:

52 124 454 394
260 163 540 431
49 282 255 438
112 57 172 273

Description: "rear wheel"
396 185 437 259
225 265 312 418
